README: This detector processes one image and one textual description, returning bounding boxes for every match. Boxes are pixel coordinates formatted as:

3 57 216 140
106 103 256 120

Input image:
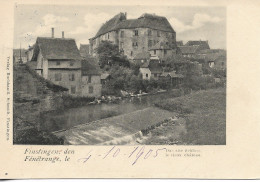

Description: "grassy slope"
154 88 226 145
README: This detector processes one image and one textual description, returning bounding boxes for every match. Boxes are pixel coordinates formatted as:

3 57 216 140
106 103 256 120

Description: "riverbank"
148 88 226 145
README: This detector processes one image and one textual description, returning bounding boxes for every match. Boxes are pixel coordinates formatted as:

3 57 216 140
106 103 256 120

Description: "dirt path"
54 107 175 145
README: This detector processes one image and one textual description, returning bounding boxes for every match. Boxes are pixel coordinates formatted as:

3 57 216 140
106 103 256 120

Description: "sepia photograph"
13 4 226 145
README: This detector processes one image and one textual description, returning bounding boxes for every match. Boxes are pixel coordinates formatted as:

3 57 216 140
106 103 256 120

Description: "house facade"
149 42 176 61
81 60 102 97
139 60 163 80
89 12 177 60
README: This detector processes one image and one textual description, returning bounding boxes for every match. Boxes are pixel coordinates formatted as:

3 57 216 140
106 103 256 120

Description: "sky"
14 4 226 49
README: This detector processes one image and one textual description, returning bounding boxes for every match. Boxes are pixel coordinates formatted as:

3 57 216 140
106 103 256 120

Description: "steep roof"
94 13 126 38
185 40 210 49
149 42 172 50
116 13 174 32
92 13 175 39
81 59 101 75
179 45 200 54
13 49 27 57
79 44 90 57
134 51 150 60
35 37 81 60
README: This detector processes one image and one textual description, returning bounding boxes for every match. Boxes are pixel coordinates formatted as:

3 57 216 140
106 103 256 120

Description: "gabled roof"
134 51 150 60
140 60 163 74
34 37 81 60
94 12 126 38
79 44 90 57
185 40 210 49
92 12 175 39
115 13 175 33
178 45 200 54
81 59 101 75
13 49 27 57
149 42 172 50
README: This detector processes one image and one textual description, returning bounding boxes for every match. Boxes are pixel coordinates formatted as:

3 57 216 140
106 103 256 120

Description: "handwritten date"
78 146 167 165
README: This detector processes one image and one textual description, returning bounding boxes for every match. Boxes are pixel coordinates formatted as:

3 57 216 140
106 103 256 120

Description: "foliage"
14 127 64 145
96 40 130 68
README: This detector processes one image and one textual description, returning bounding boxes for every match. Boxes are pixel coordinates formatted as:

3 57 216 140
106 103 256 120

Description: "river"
40 91 179 132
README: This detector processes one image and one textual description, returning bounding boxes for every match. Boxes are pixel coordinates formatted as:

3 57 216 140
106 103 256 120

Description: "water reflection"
40 92 175 132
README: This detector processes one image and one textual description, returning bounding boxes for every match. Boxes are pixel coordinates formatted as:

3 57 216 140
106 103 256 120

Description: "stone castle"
89 12 178 60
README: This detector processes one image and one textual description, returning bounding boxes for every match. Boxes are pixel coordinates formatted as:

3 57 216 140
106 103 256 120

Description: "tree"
96 41 129 68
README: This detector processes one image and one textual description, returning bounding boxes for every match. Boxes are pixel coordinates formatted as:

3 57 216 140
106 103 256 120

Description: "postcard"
0 0 260 179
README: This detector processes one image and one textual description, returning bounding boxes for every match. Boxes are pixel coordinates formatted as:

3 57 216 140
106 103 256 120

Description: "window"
108 33 110 39
69 73 75 81
146 74 148 78
157 31 160 37
120 42 124 49
148 40 153 47
154 50 156 55
166 32 168 38
166 42 169 45
153 40 156 45
164 50 167 55
134 30 139 36
71 86 76 94
56 61 60 65
131 51 133 56
88 75 92 83
222 62 224 66
120 31 124 38
89 86 93 93
55 73 62 81
132 42 138 47
70 61 74 66
148 29 152 36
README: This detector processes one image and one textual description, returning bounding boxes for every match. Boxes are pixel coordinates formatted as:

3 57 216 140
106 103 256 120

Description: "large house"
89 12 177 60
31 29 101 97
178 40 210 58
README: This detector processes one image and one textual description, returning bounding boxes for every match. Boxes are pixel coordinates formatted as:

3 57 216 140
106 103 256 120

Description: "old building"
159 71 184 87
31 28 83 95
89 12 177 60
81 60 102 97
149 42 176 61
139 60 163 80
133 51 150 64
185 40 210 50
13 49 27 64
178 45 201 58
79 44 90 58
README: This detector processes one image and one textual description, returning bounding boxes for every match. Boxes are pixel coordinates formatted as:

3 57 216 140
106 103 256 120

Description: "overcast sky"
14 5 226 49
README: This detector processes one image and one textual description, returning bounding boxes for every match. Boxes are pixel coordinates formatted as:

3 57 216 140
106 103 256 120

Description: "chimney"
51 28 54 38
125 12 127 19
62 31 64 38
